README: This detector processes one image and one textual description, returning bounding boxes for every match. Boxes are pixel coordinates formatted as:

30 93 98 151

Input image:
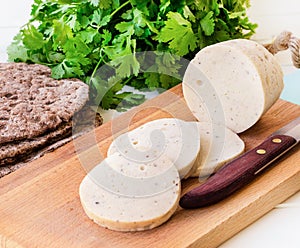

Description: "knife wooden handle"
180 134 298 209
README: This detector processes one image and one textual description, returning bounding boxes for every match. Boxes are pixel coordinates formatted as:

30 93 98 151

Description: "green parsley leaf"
102 29 112 45
200 11 215 36
22 25 45 50
89 0 99 7
7 33 29 61
109 38 140 78
52 19 73 48
99 0 112 9
157 12 198 56
78 28 100 44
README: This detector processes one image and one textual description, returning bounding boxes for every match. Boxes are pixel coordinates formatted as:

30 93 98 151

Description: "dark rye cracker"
0 105 102 177
0 121 73 166
0 63 102 177
0 62 89 144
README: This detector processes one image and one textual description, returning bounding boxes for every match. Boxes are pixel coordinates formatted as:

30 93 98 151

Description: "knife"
180 116 300 209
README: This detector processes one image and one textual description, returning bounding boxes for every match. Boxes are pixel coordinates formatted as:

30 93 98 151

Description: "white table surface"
0 1 300 247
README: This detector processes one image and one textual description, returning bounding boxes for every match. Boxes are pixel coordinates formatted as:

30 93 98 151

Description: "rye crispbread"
0 105 103 177
0 62 89 144
0 62 103 177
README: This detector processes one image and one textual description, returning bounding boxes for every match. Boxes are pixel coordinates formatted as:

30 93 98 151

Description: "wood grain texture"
0 84 300 248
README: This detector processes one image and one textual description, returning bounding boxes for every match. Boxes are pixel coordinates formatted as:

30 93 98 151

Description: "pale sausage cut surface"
107 118 201 179
79 153 180 232
182 39 284 133
187 122 245 178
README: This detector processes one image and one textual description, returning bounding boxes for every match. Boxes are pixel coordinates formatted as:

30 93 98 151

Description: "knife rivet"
272 138 282 144
256 149 267 155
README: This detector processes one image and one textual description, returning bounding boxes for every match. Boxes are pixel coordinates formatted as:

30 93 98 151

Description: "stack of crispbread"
0 63 102 177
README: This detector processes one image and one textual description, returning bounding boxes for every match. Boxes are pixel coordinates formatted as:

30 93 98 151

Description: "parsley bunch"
8 0 257 110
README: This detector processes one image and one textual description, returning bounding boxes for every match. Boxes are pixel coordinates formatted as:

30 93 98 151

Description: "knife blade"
180 117 300 209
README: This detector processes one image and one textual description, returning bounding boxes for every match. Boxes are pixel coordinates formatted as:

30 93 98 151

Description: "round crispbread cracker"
0 62 89 144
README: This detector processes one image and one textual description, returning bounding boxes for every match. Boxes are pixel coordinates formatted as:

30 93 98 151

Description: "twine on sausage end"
264 31 300 69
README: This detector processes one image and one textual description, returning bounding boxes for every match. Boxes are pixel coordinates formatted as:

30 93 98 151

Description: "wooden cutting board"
0 84 300 248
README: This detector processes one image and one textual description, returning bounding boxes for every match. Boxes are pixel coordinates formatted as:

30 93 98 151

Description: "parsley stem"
122 75 134 86
90 55 105 82
110 0 131 19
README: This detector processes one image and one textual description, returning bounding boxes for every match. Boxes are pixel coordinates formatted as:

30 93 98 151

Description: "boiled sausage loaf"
182 39 284 133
